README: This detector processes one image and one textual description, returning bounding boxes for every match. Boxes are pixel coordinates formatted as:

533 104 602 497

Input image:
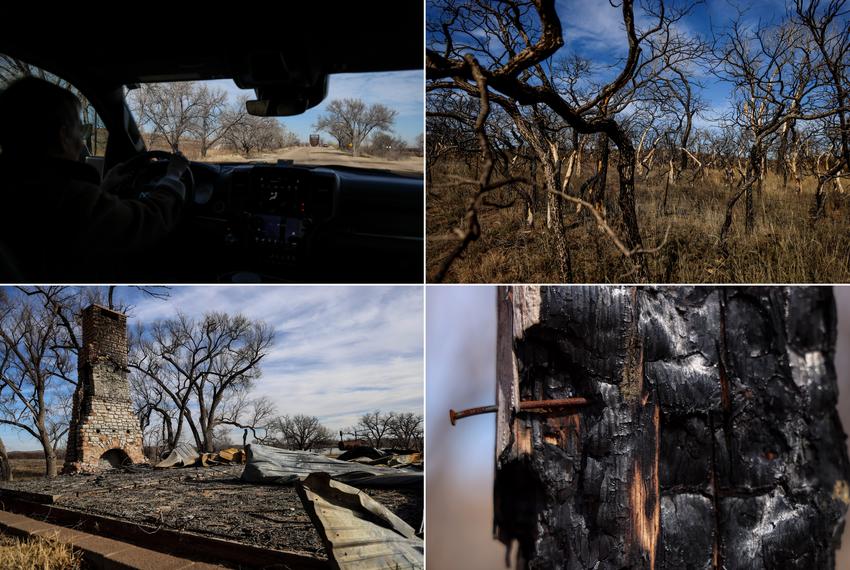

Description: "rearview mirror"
246 76 328 117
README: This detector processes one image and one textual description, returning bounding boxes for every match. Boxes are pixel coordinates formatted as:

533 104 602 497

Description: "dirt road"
210 147 423 176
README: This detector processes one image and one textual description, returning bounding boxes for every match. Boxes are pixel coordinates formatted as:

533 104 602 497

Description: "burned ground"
0 465 423 559
428 161 850 283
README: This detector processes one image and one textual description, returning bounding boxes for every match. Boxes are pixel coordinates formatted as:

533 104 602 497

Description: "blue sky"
203 70 424 146
429 0 819 129
0 286 423 451
557 0 795 123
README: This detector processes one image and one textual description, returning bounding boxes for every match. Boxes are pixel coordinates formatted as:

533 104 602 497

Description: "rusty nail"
449 397 590 425
449 405 498 425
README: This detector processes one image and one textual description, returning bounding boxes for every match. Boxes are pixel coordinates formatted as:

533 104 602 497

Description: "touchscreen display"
257 215 282 240
255 215 303 245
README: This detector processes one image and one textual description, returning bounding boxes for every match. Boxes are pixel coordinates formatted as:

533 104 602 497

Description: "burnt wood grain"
494 286 850 570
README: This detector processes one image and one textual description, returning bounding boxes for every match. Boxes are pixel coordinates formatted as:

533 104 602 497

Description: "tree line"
129 82 298 158
263 409 423 452
0 57 421 160
130 83 418 159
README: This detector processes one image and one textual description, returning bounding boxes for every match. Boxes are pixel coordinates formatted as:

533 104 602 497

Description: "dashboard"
183 161 423 282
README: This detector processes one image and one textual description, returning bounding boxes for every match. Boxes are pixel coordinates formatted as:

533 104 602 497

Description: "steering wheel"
109 150 195 203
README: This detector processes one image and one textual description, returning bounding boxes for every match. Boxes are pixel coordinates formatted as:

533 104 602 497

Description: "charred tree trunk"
574 133 583 179
529 155 538 227
541 160 569 282
495 286 850 570
813 176 830 221
661 154 674 215
590 134 609 210
778 123 791 190
0 437 11 482
746 144 762 234
615 141 646 279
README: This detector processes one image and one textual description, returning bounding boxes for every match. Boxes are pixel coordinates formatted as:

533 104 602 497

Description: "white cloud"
558 0 631 54
130 285 424 434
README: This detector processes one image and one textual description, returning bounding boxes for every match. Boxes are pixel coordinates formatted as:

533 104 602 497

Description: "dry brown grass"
9 459 47 481
0 532 83 570
427 158 850 283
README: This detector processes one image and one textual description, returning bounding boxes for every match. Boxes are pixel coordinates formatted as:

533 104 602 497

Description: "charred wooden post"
495 286 850 569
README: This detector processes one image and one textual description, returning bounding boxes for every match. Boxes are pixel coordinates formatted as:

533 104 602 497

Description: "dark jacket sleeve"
58 176 184 253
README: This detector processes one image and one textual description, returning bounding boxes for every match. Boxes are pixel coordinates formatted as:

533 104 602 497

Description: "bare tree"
712 15 833 239
223 98 296 157
796 0 850 218
0 291 76 477
427 0 696 280
219 392 277 446
356 410 396 449
130 82 204 152
129 312 274 453
388 412 423 451
191 84 244 157
269 414 332 451
130 364 177 453
368 131 408 158
211 426 234 450
314 98 397 157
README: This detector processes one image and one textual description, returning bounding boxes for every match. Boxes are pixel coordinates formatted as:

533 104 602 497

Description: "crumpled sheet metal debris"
337 447 388 462
363 453 423 470
155 442 200 469
155 444 246 469
297 472 424 570
241 445 422 487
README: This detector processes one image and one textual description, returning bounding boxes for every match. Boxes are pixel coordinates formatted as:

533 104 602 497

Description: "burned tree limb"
427 0 656 278
494 286 850 569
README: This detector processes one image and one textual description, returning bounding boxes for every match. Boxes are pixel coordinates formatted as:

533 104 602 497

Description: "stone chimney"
63 305 146 473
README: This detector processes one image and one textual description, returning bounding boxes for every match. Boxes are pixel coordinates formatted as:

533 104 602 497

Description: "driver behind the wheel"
0 76 188 281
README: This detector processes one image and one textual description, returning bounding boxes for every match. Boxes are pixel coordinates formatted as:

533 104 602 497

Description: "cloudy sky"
204 70 424 146
0 285 423 451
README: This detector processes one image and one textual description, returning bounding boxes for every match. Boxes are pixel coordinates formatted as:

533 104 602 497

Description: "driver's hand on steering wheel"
166 152 190 179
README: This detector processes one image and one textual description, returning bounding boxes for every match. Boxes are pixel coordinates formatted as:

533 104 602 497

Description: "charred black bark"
495 286 850 570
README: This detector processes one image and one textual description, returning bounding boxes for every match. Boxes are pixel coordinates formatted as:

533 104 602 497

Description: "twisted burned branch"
432 57 510 282
431 58 669 280
549 189 671 272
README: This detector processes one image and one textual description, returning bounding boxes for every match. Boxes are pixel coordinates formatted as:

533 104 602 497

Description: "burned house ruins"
63 305 146 473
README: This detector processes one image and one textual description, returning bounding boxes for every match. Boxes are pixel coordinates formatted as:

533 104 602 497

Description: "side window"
0 54 109 157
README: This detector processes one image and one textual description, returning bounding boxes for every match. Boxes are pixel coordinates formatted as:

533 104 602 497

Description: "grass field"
7 458 48 481
427 158 850 283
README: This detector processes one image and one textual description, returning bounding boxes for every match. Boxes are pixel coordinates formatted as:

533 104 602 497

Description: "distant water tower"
309 134 320 147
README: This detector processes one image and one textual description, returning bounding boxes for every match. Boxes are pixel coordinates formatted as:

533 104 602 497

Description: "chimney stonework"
63 305 146 473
